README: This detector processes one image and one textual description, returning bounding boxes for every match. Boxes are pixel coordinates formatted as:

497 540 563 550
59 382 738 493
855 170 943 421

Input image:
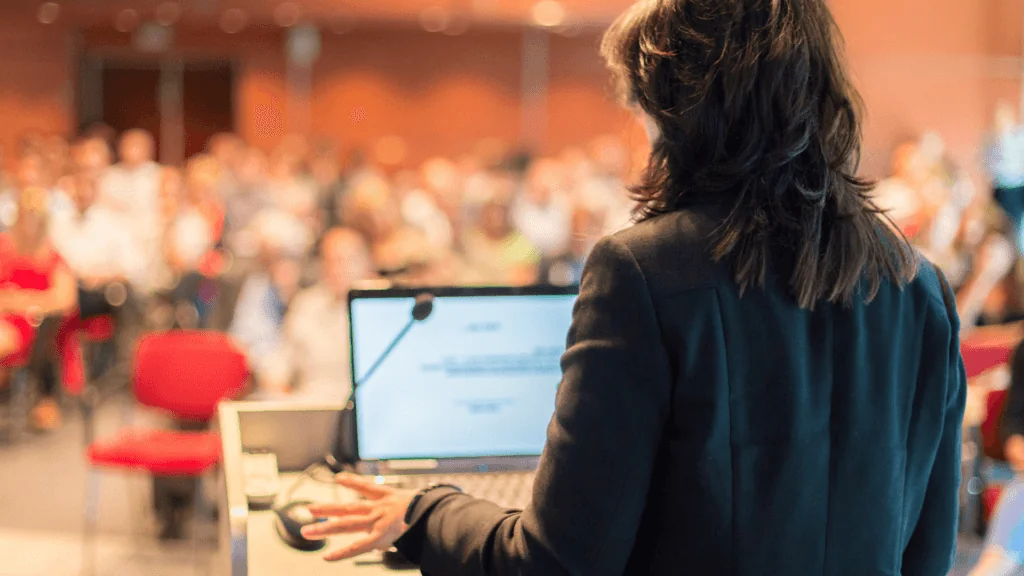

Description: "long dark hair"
602 0 916 309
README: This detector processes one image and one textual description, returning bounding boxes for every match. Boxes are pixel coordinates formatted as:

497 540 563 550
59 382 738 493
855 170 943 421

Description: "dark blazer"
395 205 967 576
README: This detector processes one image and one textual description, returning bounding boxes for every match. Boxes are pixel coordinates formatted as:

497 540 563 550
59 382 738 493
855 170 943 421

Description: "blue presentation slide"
352 294 576 461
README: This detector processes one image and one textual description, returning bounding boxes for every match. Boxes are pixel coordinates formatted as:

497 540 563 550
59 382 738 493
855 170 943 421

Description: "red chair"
962 338 1016 379
83 331 249 574
980 389 1011 523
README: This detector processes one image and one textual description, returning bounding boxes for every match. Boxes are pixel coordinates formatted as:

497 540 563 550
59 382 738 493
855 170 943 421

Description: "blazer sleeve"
393 235 674 576
901 270 968 576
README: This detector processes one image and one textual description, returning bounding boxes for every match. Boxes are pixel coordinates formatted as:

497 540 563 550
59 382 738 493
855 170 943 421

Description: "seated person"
971 340 1024 576
462 187 541 286
223 147 273 263
514 158 572 259
0 187 78 430
257 228 375 402
160 158 226 326
344 175 434 277
50 169 141 319
228 233 302 395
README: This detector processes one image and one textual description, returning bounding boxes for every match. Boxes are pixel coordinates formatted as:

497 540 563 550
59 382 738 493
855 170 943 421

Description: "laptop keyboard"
396 472 535 510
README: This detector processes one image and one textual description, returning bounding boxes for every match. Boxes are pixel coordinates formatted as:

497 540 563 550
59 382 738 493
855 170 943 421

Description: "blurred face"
269 256 302 302
310 156 339 186
322 231 372 297
349 179 398 242
186 159 220 204
16 154 47 190
208 134 242 169
269 154 300 180
75 138 112 172
119 132 154 166
480 201 511 239
238 149 268 188
527 160 564 206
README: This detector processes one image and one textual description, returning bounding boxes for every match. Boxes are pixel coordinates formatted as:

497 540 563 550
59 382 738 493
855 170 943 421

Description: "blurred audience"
462 186 540 286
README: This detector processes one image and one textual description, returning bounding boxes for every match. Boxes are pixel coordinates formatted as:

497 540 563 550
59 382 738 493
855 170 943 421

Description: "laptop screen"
350 288 578 461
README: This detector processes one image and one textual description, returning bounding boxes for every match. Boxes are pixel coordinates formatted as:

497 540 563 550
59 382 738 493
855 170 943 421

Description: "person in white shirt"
101 130 162 267
513 158 572 258
401 158 457 251
258 228 375 402
101 130 161 217
267 149 319 235
50 169 142 290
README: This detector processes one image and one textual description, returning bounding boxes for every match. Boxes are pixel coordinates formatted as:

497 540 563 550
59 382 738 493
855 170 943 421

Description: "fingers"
335 473 394 500
306 501 374 517
301 513 382 540
324 534 385 562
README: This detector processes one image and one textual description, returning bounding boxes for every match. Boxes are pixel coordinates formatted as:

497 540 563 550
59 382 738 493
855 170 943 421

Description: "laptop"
347 285 578 508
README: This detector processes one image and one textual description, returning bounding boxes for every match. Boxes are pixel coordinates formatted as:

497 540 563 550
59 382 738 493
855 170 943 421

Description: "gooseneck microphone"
329 292 435 472
355 293 434 387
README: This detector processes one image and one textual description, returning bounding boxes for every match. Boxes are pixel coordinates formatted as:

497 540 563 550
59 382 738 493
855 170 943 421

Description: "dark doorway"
100 66 162 158
183 62 235 159
79 58 235 165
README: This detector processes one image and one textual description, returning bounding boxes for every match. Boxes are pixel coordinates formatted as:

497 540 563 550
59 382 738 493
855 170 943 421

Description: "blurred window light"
155 2 183 26
115 8 140 33
220 8 248 34
37 2 60 25
274 2 302 28
532 0 566 28
420 7 450 33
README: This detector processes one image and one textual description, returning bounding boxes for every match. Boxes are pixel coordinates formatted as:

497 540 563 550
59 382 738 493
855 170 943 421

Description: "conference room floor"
0 392 991 576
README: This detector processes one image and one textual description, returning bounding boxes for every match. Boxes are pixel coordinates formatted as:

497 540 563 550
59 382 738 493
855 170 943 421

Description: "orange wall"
310 29 523 166
0 18 72 157
832 0 1024 178
2 2 1022 177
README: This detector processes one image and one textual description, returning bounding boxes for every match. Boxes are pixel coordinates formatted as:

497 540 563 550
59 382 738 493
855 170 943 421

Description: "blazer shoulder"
606 210 724 296
908 253 956 319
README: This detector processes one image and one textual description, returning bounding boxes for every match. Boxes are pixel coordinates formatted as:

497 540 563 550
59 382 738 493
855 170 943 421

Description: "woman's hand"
301 473 416 562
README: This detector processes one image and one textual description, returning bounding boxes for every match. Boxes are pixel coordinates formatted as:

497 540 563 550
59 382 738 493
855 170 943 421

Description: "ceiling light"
274 2 302 28
37 2 60 25
532 1 565 28
420 7 450 33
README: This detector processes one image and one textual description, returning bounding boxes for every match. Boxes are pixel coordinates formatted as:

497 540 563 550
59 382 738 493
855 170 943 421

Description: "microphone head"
412 293 434 321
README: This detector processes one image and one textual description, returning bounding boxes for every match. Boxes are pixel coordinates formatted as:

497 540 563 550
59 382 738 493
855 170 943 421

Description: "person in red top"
0 187 78 430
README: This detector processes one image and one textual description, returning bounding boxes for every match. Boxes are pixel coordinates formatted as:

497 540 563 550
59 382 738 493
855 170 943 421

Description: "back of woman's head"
602 0 916 309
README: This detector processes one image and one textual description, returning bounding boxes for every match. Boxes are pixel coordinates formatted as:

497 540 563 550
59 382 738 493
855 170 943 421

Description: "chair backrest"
962 340 1015 379
982 389 1010 461
133 330 249 421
